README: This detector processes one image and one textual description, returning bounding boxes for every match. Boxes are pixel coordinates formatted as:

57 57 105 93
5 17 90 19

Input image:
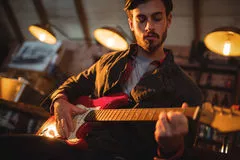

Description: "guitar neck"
84 107 199 122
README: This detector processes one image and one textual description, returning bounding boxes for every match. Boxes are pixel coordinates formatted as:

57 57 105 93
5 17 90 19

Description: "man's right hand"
53 98 87 139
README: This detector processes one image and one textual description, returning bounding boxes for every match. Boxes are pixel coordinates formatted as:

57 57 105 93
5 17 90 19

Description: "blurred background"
0 0 240 158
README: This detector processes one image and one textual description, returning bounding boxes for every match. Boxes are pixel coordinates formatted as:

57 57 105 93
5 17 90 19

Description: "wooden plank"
32 0 56 37
74 0 92 47
0 98 50 119
1 0 25 43
193 0 201 43
32 0 49 25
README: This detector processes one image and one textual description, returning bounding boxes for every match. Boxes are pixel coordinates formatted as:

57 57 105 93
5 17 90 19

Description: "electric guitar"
36 93 240 149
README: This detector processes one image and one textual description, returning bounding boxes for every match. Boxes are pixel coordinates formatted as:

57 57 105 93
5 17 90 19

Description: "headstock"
199 102 240 133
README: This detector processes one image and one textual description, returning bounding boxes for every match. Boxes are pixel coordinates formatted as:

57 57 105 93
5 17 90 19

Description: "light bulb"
39 34 46 42
223 41 231 56
106 37 115 47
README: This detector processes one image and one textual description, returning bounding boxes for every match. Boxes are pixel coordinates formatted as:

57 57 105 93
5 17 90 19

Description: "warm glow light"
29 25 57 44
43 123 59 138
0 77 25 102
225 144 229 154
220 144 225 153
220 143 229 154
204 27 240 57
39 34 46 42
94 27 129 51
223 41 231 56
106 37 115 47
36 117 59 138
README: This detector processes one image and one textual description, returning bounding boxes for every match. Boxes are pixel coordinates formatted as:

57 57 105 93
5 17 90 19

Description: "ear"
167 13 172 28
128 18 134 31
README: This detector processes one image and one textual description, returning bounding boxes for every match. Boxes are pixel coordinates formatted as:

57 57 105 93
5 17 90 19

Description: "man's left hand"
154 103 189 154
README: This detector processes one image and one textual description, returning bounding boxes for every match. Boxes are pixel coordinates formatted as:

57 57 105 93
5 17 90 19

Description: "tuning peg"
202 102 215 113
219 106 224 116
229 107 233 117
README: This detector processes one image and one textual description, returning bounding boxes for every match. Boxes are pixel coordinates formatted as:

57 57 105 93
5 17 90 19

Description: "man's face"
128 0 172 53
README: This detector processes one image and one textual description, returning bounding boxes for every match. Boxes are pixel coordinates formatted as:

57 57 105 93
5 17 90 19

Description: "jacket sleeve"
40 62 97 113
40 50 121 113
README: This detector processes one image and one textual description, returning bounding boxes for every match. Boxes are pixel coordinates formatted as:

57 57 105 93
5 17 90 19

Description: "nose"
145 20 154 32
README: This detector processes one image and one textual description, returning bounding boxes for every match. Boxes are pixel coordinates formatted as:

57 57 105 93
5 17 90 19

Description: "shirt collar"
128 44 174 66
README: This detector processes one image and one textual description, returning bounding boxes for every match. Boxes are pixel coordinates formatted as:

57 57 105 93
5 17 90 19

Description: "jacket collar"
126 43 174 66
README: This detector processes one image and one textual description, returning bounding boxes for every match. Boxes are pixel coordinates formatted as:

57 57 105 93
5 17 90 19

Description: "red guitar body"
36 93 129 149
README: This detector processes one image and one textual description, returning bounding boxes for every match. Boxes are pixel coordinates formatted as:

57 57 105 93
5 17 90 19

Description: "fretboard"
84 107 198 122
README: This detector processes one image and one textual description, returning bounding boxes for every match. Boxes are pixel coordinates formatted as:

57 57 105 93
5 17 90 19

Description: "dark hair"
124 0 173 18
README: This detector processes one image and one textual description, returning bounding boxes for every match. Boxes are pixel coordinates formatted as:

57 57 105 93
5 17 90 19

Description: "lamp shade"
204 26 240 56
93 27 129 51
29 24 57 44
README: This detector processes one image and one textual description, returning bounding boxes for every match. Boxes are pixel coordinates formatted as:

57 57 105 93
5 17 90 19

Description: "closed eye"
152 12 163 22
136 15 147 23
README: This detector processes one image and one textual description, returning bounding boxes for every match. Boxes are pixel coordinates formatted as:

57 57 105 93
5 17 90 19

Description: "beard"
135 29 168 53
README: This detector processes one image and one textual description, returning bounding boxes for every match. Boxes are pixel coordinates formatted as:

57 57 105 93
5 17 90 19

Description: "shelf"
199 85 233 93
180 64 238 75
180 65 201 71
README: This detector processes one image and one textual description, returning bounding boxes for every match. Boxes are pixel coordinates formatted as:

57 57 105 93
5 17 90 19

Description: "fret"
115 109 125 121
101 109 111 121
131 108 141 120
108 109 118 121
136 108 143 120
145 109 155 121
138 109 149 121
120 109 130 121
95 109 105 120
153 109 160 120
126 109 135 120
151 109 157 120
107 109 116 120
111 109 121 121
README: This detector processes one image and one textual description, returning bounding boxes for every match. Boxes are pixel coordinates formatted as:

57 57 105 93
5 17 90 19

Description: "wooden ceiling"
1 0 240 47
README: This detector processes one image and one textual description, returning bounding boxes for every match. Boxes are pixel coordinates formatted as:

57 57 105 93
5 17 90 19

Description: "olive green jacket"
44 44 202 110
42 44 203 159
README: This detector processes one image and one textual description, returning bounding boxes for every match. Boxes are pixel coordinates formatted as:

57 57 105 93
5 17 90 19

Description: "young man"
44 0 203 159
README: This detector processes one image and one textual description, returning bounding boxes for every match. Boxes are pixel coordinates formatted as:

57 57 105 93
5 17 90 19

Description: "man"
44 0 203 159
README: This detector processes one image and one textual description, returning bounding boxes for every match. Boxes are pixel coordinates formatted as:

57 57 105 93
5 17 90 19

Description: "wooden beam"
74 0 92 47
32 0 56 39
1 0 25 43
193 0 201 43
32 0 50 25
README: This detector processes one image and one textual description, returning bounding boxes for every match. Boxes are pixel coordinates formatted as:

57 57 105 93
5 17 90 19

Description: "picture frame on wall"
8 41 62 72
